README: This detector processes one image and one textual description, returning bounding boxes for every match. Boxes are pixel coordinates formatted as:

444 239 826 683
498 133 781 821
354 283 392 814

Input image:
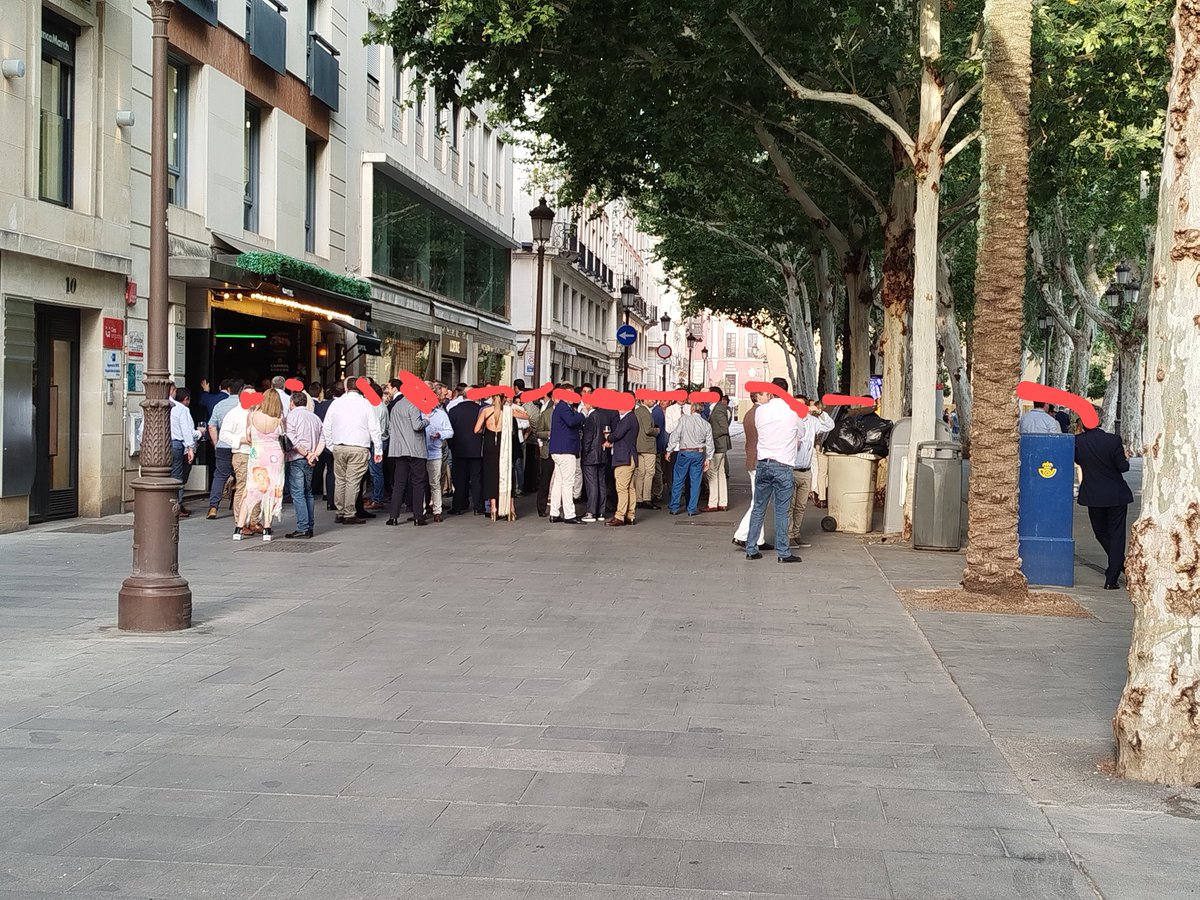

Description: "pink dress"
243 418 285 525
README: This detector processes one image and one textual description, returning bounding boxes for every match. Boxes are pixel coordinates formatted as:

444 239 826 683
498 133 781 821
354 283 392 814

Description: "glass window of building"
373 174 509 316
305 139 319 252
39 9 78 207
725 332 738 358
167 59 188 206
244 104 261 232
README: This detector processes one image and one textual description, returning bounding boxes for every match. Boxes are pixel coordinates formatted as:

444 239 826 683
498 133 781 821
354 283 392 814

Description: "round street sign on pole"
655 343 672 360
616 324 637 346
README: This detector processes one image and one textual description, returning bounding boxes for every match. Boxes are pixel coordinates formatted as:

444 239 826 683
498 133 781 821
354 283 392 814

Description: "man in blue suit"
548 386 585 524
1075 423 1134 589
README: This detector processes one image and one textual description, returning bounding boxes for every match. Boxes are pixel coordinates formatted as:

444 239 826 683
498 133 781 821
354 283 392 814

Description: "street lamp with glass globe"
529 198 555 386
1036 314 1053 385
685 332 699 388
659 312 671 389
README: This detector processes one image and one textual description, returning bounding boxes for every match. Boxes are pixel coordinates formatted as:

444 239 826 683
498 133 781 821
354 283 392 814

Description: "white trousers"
734 469 767 543
550 453 579 519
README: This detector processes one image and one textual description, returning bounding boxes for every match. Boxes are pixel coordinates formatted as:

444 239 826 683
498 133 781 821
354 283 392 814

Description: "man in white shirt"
169 384 199 517
789 396 835 550
1019 402 1062 435
219 387 257 523
271 376 290 422
746 378 804 564
321 377 383 524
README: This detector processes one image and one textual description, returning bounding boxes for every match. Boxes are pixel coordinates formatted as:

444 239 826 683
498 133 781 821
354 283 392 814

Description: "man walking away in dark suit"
1075 423 1134 589
447 396 484 514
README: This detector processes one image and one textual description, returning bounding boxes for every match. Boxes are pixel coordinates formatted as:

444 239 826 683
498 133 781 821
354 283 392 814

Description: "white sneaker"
262 531 272 542
232 530 242 542
796 541 812 548
581 515 597 523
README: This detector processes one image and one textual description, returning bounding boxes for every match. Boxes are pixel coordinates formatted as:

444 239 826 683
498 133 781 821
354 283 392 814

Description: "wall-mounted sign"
126 328 145 359
441 333 467 359
127 362 144 393
103 350 121 379
103 317 123 349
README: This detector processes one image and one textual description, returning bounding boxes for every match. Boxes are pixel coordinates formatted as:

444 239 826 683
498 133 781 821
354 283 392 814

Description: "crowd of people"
181 373 832 559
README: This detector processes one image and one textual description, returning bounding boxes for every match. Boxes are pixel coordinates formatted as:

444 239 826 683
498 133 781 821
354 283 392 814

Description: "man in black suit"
1075 423 1134 589
447 397 484 514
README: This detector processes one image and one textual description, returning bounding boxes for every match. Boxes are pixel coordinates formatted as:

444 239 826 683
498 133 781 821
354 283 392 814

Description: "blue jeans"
286 459 315 533
669 451 704 514
207 446 233 509
170 440 190 504
747 460 795 559
368 443 385 502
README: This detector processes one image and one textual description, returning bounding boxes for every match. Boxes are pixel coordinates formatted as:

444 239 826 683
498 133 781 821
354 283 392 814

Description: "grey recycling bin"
913 441 963 550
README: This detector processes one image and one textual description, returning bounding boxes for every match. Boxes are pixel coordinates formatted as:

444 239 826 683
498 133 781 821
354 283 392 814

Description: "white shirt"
321 391 383 454
794 411 835 469
220 403 251 453
274 388 290 422
1019 409 1062 435
754 397 803 465
447 396 467 410
169 399 197 449
663 403 683 438
425 406 454 460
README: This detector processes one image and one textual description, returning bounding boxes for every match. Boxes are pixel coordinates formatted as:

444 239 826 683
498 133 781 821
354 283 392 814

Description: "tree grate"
54 523 134 534
242 540 339 553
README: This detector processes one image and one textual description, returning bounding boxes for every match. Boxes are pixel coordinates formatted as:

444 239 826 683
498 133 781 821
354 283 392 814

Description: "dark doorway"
210 308 306 391
30 305 80 523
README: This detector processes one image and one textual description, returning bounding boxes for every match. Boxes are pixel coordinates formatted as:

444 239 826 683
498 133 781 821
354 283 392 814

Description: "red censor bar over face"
284 377 306 392
588 388 635 412
466 385 515 401
745 381 809 418
1016 381 1098 428
519 382 555 404
240 390 264 409
636 389 689 404
822 393 875 408
355 377 383 407
553 387 582 405
688 391 720 405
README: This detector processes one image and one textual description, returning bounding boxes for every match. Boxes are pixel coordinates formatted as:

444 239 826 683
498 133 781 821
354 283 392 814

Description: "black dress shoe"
1103 582 1120 590
687 511 699 516
549 515 564 523
746 552 763 561
359 511 377 520
669 510 682 516
538 510 549 517
778 555 803 564
285 531 305 538
562 517 584 525
385 518 399 526
732 539 746 548
326 503 337 511
414 518 429 526
648 503 662 510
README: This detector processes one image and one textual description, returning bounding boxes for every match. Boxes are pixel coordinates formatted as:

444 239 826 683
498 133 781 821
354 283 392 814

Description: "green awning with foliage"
236 252 372 303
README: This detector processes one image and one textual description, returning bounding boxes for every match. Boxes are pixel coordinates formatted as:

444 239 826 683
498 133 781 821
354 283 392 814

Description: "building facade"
0 0 516 531
511 192 667 390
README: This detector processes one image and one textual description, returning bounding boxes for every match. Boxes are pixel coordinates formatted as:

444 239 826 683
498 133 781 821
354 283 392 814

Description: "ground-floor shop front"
0 249 130 532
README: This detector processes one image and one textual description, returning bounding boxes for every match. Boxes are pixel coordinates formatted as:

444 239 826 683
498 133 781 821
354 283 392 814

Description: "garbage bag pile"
822 409 894 457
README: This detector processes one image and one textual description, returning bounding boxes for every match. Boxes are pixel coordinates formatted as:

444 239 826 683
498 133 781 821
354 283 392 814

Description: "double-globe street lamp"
529 198 556 386
119 0 191 631
1104 262 1141 436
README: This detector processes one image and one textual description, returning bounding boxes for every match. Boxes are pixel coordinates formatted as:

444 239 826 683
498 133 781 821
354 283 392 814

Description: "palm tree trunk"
961 0 1033 596
1113 0 1200 783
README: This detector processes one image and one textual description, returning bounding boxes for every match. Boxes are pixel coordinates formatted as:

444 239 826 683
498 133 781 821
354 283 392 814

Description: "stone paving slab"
0 469 1179 897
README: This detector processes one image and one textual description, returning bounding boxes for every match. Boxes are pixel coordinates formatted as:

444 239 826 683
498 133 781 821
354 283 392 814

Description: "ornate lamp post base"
118 474 192 631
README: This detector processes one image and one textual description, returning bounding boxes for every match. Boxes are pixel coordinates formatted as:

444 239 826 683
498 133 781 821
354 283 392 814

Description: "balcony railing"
247 0 287 75
307 32 339 111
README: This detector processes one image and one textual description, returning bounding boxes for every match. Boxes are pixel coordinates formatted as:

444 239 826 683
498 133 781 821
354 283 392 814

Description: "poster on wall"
174 327 186 374
127 362 144 393
126 328 145 360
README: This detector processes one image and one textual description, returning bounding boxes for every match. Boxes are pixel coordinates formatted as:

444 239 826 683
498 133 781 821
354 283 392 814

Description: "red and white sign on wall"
102 317 124 350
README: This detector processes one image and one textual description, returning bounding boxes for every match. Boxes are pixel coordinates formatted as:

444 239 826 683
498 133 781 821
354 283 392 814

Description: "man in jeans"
666 403 714 516
788 395 834 550
168 384 198 517
321 377 383 525
746 377 803 564
206 378 243 519
284 392 325 538
547 385 584 524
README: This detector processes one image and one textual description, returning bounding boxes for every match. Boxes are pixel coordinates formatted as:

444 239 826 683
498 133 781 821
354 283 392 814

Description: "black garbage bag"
859 412 895 457
824 417 867 454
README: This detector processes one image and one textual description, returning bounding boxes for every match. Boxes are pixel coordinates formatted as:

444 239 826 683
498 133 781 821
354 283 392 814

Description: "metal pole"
533 243 545 385
1042 326 1050 385
118 0 192 631
1115 347 1123 437
686 346 693 389
621 310 630 392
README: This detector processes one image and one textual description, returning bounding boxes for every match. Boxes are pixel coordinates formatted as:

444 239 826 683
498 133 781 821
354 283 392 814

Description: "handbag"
278 433 295 453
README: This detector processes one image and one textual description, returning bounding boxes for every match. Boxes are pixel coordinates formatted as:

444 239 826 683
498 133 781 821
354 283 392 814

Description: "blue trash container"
1018 434 1075 586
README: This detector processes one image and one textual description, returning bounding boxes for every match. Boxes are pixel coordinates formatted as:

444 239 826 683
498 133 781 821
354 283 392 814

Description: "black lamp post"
620 279 637 391
685 332 698 389
529 198 555 386
701 347 709 387
1105 265 1141 437
1037 314 1052 385
659 311 671 390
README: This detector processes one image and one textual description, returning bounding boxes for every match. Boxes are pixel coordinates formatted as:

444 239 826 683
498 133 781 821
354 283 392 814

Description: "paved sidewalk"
0 463 1187 897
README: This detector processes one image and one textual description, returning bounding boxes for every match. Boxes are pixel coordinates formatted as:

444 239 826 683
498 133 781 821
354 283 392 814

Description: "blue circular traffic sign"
616 324 637 346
